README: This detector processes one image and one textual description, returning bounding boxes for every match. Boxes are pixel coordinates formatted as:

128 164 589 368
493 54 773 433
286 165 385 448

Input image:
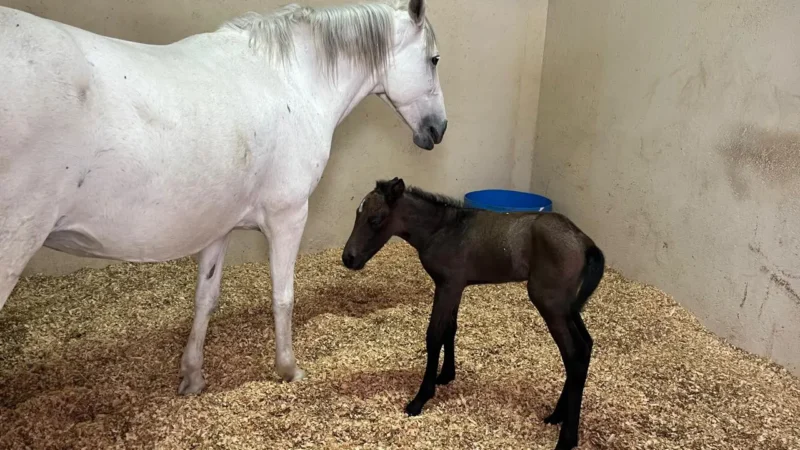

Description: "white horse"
0 0 446 395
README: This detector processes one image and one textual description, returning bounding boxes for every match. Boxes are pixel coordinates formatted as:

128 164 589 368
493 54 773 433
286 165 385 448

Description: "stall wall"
534 0 800 374
3 0 548 274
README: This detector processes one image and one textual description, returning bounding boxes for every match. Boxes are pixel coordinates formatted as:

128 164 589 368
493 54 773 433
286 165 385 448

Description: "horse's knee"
272 287 294 311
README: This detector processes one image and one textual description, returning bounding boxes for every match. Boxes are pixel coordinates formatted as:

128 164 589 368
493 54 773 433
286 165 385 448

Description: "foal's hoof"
404 400 425 417
177 372 206 395
543 409 565 425
435 371 455 386
554 439 578 450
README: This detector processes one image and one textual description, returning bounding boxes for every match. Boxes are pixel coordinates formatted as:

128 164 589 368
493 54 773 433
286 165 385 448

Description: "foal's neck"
395 195 461 251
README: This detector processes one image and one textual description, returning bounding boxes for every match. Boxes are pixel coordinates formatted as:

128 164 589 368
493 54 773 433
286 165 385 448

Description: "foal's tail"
573 245 605 313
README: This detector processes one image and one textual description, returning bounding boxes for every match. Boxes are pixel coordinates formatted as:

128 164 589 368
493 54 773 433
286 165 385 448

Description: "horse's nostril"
428 120 447 143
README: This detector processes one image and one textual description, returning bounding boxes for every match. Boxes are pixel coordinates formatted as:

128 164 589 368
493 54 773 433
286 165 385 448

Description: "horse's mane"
220 1 437 80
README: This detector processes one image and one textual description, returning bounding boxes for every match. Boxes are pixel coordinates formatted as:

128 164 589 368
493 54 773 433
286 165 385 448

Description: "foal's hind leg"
544 312 593 426
178 233 231 395
528 284 590 450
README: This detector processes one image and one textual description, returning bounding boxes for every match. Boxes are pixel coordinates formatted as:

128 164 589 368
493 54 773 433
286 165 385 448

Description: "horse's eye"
431 55 440 66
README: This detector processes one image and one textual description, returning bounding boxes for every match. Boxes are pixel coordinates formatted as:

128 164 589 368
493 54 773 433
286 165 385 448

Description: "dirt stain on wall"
717 124 800 199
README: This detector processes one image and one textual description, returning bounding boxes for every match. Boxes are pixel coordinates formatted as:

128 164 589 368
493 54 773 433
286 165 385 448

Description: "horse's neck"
274 31 378 131
213 27 378 136
323 66 378 127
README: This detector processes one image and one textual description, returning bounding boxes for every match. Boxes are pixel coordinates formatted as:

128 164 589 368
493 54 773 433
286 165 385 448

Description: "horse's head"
376 0 447 150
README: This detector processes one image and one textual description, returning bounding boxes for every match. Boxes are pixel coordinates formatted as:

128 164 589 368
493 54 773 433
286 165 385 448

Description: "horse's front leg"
178 233 231 395
262 201 308 382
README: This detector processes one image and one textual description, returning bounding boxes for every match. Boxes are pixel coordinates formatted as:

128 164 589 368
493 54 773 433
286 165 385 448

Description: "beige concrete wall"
5 0 548 275
534 0 800 375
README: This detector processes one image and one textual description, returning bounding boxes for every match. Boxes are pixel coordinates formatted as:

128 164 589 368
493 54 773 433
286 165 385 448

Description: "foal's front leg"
436 311 458 385
179 234 231 395
406 283 463 416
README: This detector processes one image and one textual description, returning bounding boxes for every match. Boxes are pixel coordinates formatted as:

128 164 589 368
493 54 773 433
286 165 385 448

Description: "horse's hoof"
177 372 206 395
435 371 455 385
278 367 306 382
290 368 306 382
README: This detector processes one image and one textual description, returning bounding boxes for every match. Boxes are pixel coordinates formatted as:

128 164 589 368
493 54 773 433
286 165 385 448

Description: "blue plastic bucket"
464 189 553 213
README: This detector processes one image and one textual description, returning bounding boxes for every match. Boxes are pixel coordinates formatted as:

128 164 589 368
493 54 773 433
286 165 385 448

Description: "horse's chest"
306 152 329 180
258 141 331 208
267 151 328 185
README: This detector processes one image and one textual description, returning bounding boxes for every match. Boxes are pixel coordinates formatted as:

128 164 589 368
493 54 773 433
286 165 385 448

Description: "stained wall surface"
534 0 800 374
2 0 548 274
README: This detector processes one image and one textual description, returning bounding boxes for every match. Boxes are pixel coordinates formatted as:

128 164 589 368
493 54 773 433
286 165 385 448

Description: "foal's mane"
406 186 465 209
220 1 437 80
376 179 465 209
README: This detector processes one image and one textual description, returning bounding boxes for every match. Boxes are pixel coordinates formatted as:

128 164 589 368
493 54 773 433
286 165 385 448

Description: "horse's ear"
408 0 426 27
387 177 406 204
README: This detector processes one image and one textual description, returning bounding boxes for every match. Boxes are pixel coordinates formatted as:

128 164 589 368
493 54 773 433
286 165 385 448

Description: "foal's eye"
368 216 384 229
431 55 440 67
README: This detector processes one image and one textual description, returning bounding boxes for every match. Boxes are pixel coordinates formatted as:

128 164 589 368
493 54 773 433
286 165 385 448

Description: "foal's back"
430 210 593 286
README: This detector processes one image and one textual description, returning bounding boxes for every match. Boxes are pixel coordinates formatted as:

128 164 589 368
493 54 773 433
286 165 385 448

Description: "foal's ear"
386 177 406 205
408 0 426 27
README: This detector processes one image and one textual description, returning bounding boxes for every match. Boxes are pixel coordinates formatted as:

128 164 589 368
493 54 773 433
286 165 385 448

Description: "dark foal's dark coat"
342 178 605 450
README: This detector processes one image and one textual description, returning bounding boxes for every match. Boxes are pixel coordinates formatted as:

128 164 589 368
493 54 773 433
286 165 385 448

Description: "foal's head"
342 178 407 270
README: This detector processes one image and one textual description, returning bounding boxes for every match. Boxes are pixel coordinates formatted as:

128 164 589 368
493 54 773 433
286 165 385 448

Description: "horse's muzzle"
413 116 448 150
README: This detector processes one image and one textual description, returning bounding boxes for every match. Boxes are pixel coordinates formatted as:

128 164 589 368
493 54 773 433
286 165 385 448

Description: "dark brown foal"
342 178 605 450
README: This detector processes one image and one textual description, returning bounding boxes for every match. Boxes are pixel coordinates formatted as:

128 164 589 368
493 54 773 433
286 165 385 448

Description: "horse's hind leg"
178 233 231 395
0 216 54 310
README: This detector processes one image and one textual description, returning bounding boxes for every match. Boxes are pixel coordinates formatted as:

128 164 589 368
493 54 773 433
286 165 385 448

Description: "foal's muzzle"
342 251 365 270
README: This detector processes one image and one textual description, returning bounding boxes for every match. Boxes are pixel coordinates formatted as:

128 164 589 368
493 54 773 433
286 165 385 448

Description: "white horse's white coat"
0 0 446 394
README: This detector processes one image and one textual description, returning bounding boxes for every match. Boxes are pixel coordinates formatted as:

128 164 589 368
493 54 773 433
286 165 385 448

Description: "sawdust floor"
1 243 799 450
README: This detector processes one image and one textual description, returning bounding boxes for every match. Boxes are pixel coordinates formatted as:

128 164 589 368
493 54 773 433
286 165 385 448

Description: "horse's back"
0 7 94 158
0 7 319 261
0 8 96 207
0 7 93 106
